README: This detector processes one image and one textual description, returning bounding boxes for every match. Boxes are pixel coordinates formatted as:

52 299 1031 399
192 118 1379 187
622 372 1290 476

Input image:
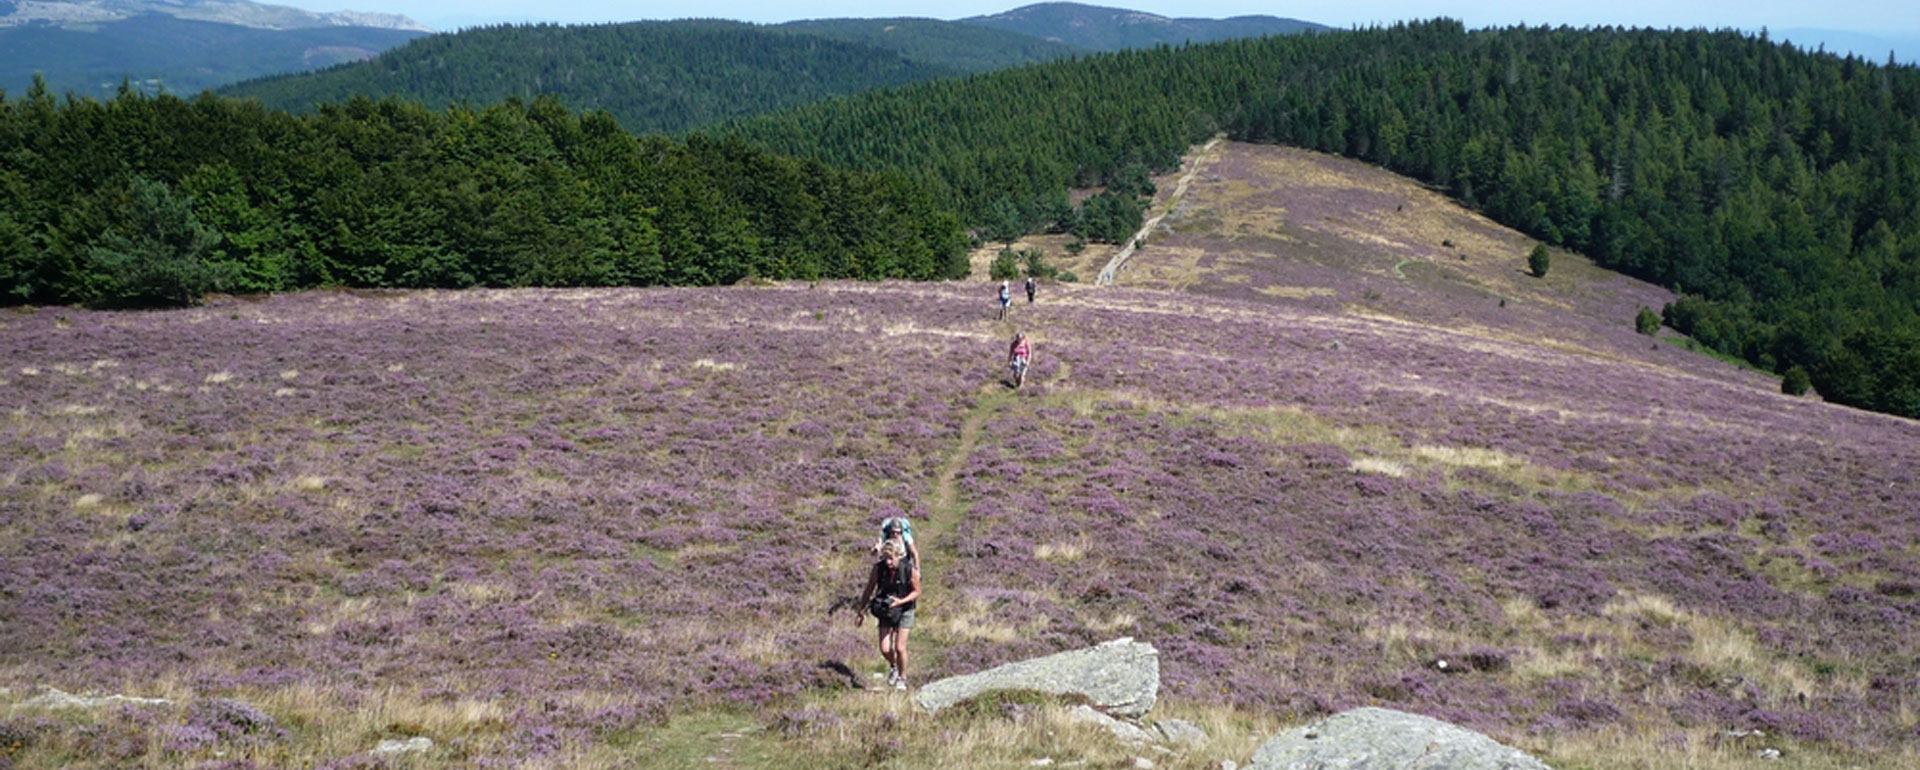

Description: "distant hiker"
870 516 921 564
1008 331 1031 389
998 280 1012 319
856 538 921 690
1025 276 1037 304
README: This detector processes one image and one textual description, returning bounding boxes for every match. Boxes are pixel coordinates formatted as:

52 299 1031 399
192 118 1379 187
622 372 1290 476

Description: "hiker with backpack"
997 280 1012 320
856 538 921 690
1008 331 1031 388
869 516 920 564
1025 276 1037 303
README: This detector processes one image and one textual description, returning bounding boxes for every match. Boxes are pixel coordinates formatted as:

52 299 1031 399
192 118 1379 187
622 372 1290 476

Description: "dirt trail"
1097 136 1222 286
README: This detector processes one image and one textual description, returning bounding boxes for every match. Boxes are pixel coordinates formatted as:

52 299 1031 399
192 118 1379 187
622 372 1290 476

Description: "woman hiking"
856 538 921 690
1007 331 1032 389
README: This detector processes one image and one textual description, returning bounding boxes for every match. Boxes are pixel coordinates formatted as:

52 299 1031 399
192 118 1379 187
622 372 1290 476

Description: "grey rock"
1154 718 1208 746
1249 707 1551 770
1757 748 1782 760
1068 704 1154 743
1133 758 1156 769
1220 762 1239 770
20 686 171 710
1030 759 1055 767
372 737 434 755
915 637 1158 718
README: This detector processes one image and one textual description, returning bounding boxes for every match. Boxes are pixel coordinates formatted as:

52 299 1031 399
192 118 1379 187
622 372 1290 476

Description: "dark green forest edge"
719 21 1920 418
3 20 1918 418
0 86 969 302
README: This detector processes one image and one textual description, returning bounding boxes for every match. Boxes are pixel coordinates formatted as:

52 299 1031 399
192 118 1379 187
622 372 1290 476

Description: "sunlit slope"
1108 142 1710 380
1 279 1914 767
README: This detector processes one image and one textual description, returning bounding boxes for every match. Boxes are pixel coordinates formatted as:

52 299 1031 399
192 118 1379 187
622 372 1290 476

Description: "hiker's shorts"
1010 357 1029 376
882 608 915 629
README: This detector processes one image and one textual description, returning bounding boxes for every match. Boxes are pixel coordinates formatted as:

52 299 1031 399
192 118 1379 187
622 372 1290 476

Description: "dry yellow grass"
1254 285 1338 299
1034 538 1087 563
1349 457 1408 477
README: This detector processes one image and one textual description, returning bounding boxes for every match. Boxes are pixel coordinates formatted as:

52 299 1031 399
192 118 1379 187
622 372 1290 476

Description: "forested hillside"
720 21 1920 418
964 1 1325 51
773 17 1086 72
0 86 968 306
219 19 1045 134
0 13 425 98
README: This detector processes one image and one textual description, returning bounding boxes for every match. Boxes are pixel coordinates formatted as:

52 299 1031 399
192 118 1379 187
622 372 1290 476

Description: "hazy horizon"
256 0 1918 63
265 0 1915 35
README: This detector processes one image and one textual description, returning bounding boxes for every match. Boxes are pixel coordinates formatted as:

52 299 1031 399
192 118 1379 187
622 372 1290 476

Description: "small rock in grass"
372 737 433 755
1069 705 1154 743
1758 748 1783 760
1030 759 1054 767
1220 762 1238 770
22 686 171 710
1153 718 1206 745
915 638 1158 719
1133 758 1155 769
1250 708 1550 770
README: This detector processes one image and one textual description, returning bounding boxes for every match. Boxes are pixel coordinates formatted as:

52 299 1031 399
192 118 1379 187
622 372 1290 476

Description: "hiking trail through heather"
1097 136 1222 286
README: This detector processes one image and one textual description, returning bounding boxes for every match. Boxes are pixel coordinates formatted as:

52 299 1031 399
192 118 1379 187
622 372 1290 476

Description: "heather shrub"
0 717 49 753
772 708 843 736
185 698 281 742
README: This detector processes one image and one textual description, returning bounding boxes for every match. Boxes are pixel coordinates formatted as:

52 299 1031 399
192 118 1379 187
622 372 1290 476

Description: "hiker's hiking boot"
892 676 907 691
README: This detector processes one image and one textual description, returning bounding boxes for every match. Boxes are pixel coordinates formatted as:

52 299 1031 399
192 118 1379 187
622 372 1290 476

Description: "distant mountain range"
4 1 1331 102
0 0 428 97
965 2 1327 50
214 4 1329 133
0 0 426 31
1772 28 1919 65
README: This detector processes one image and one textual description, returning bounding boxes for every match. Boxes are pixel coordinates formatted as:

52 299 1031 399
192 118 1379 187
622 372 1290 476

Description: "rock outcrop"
372 736 434 754
914 637 1159 718
19 686 171 710
1248 708 1552 770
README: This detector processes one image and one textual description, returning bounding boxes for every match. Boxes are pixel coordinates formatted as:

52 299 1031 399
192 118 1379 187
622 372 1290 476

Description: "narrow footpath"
1096 136 1222 286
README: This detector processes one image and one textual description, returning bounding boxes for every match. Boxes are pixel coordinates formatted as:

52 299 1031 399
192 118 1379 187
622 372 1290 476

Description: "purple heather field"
2 269 1918 764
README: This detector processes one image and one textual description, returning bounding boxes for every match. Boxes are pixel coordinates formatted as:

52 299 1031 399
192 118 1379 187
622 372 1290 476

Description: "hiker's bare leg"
894 628 911 680
876 626 894 667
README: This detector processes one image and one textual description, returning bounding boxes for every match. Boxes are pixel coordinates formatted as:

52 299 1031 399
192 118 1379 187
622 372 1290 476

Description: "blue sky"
284 1 1917 60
